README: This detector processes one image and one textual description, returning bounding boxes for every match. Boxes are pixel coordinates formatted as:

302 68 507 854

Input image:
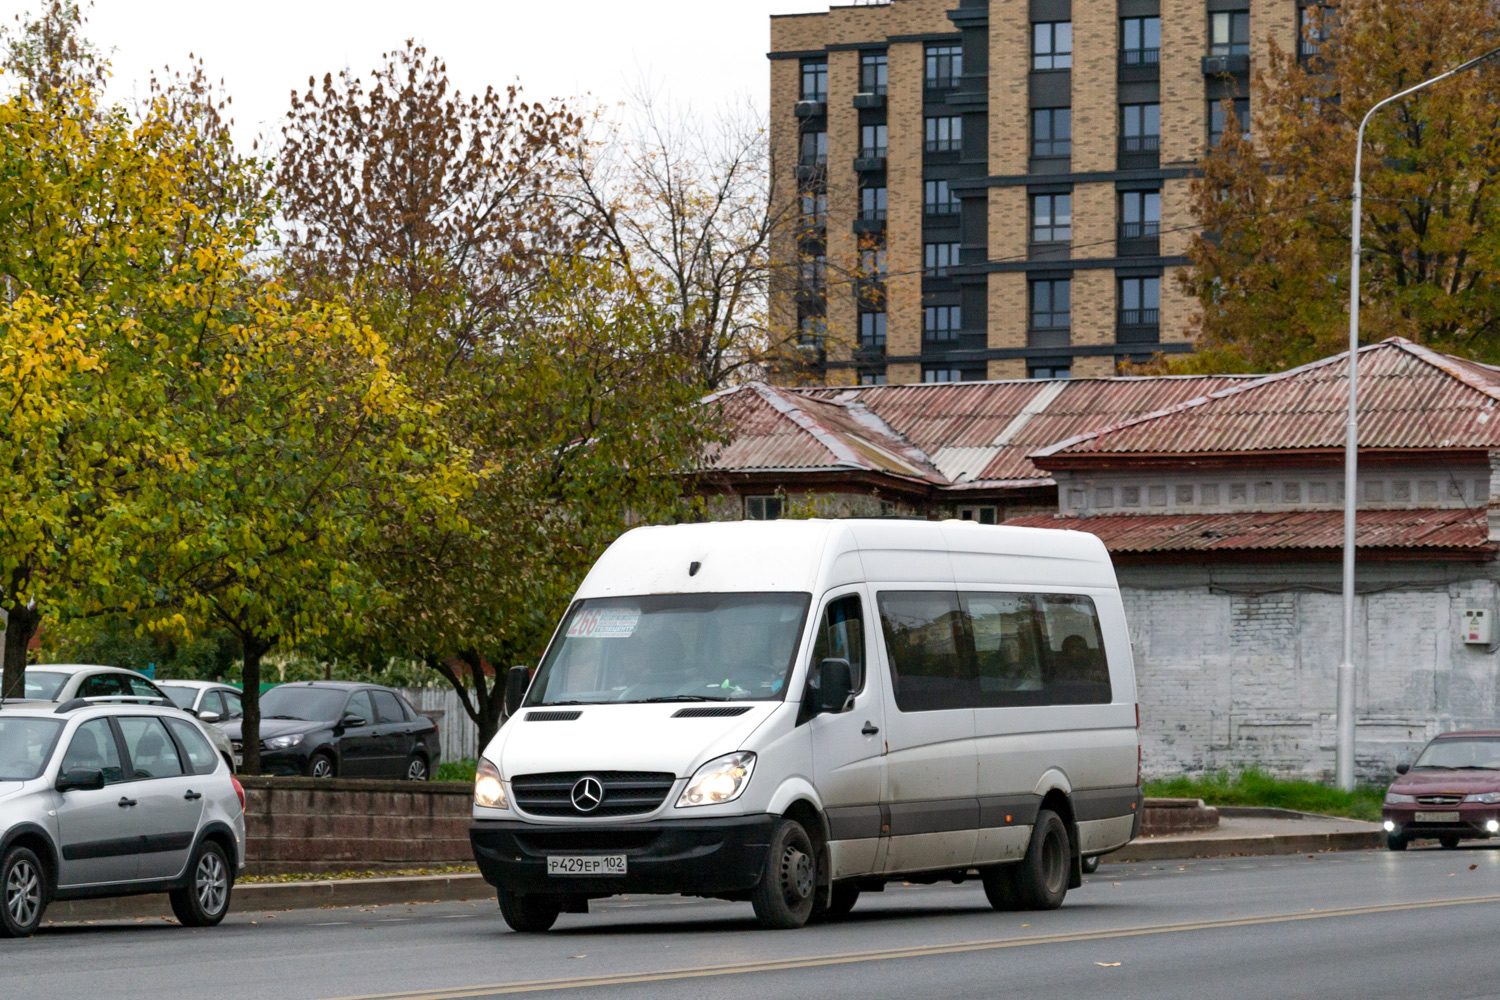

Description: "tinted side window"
1035 594 1111 704
164 718 220 774
810 594 867 693
877 592 973 712
372 691 404 724
201 691 224 717
78 674 130 699
60 719 125 783
222 691 243 718
396 695 419 722
117 717 186 779
345 691 376 726
127 677 165 700
966 592 1046 707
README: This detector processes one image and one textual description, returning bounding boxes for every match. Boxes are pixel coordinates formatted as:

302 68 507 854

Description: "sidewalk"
1110 809 1386 862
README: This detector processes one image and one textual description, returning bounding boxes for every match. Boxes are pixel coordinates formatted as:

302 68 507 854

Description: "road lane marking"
321 894 1500 1000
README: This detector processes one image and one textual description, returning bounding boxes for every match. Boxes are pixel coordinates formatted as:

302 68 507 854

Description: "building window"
800 130 827 166
924 305 961 342
925 116 962 153
801 254 827 288
860 51 888 95
925 44 962 89
800 60 828 102
923 366 981 383
1119 276 1160 328
1032 108 1072 158
860 124 888 158
1033 22 1073 70
798 313 827 346
1030 278 1071 329
924 180 960 216
1299 5 1331 57
860 247 887 281
859 311 887 349
1209 98 1250 146
1210 11 1250 57
1121 16 1161 66
859 371 888 386
925 242 961 277
1030 192 1072 243
1121 103 1160 153
745 495 782 520
860 185 888 221
1120 190 1161 239
957 505 998 524
1029 364 1071 380
799 189 827 228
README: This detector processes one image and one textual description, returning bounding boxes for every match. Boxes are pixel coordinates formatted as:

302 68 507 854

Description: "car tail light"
231 776 246 811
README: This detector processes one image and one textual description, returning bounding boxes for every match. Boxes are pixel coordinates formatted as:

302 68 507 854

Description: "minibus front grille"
511 771 677 817
672 706 752 719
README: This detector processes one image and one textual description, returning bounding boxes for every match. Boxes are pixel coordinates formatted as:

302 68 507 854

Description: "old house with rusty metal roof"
697 339 1500 780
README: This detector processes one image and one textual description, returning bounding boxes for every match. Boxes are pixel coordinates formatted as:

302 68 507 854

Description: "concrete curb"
1109 829 1386 862
46 872 494 924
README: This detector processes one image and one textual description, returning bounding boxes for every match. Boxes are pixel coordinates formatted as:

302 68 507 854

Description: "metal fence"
398 687 482 763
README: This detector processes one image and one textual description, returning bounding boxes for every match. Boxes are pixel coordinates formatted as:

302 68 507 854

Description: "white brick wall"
1123 563 1500 782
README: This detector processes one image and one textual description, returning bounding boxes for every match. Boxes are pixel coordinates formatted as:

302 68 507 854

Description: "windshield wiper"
638 695 730 703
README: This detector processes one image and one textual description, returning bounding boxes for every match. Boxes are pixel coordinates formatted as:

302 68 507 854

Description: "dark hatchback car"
1383 731 1500 850
220 682 440 780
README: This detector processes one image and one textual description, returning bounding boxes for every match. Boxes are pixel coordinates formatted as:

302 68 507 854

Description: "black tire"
307 752 336 779
1012 809 1070 911
813 882 860 922
981 864 1021 911
1 846 48 938
1439 834 1462 850
750 818 818 929
169 840 232 927
1081 856 1100 874
497 889 561 933
1387 833 1409 851
405 754 429 781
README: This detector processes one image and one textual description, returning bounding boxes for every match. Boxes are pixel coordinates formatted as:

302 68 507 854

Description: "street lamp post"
1337 45 1500 792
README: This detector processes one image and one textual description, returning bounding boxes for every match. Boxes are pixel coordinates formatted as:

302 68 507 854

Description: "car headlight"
263 734 303 750
677 752 756 808
474 758 507 809
1384 792 1416 804
1465 791 1500 804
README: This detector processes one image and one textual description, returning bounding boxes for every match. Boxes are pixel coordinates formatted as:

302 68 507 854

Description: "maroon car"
1383 731 1500 850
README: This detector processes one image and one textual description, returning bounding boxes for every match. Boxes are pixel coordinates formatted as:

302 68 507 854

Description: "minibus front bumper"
470 815 775 896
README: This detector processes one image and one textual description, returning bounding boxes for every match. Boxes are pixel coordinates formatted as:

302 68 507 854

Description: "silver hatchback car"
0 701 246 937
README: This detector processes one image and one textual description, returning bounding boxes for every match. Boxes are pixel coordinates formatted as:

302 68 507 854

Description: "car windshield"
527 593 811 706
1414 737 1500 770
23 671 67 701
158 685 197 709
258 686 349 722
0 718 65 781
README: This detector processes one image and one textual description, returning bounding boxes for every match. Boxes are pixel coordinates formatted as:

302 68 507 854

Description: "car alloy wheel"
311 756 334 779
407 756 428 781
196 849 228 916
5 857 41 928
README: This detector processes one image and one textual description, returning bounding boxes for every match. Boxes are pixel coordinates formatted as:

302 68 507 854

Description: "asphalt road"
8 844 1500 1000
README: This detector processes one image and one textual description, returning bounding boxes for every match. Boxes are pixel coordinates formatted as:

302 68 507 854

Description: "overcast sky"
2 0 831 148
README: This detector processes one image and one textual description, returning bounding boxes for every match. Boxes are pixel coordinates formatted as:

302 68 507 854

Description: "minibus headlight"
677 752 756 808
475 758 507 809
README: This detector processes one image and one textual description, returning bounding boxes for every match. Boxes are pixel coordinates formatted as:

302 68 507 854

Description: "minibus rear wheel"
997 809 1069 911
751 818 818 929
498 889 561 933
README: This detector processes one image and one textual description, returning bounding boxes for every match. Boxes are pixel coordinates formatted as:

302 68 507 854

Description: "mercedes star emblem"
570 775 605 813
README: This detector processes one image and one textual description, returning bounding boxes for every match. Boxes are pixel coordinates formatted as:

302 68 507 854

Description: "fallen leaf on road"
1095 962 1122 967
1470 865 1478 871
569 955 587 959
1112 882 1122 886
1021 923 1030 927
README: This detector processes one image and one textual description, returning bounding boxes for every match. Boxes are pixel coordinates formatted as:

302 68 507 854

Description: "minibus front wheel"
751 818 818 929
497 888 561 933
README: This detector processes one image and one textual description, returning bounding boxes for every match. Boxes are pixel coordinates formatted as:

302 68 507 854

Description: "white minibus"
469 519 1141 931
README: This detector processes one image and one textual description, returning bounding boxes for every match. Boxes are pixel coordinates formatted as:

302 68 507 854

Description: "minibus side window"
876 592 974 712
966 592 1045 706
810 594 866 694
1034 594 1111 705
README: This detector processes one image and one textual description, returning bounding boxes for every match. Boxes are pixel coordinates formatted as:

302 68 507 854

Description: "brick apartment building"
769 0 1320 385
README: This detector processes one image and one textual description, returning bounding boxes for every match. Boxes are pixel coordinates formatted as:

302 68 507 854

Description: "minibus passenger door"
805 589 887 881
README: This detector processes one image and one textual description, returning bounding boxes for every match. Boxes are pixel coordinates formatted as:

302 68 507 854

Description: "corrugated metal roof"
1003 507 1492 553
1036 338 1500 460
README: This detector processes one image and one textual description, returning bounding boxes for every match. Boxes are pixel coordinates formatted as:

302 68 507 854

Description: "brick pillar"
1071 0 1119 174
885 40 925 383
1160 0 1208 166
989 0 1029 176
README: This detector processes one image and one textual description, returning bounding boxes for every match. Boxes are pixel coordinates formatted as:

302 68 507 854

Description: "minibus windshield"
527 593 812 705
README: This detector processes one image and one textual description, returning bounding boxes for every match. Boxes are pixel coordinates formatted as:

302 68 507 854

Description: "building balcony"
1117 311 1160 344
1118 221 1160 257
853 215 886 236
853 92 886 110
1118 133 1160 170
853 151 887 172
794 161 826 183
1202 53 1251 76
794 99 827 118
1027 327 1071 349
1119 47 1159 83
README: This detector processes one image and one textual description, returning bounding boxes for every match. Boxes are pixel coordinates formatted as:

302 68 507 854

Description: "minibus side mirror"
503 665 532 719
1395 762 1410 775
814 658 854 715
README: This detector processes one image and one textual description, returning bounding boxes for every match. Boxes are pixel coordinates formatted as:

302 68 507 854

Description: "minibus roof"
575 519 1116 599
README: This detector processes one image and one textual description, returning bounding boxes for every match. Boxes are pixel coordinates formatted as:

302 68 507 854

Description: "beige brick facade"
770 0 1294 386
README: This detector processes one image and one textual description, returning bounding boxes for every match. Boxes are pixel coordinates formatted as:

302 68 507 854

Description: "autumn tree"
278 45 716 750
1177 0 1500 373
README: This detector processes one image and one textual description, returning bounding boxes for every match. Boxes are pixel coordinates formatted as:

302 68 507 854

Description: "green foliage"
38 615 239 681
1143 769 1386 822
435 758 477 783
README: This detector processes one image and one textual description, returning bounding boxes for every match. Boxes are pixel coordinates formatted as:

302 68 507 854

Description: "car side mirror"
339 713 368 729
56 767 105 793
813 658 854 716
1395 762 1410 775
198 710 222 724
504 666 532 720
